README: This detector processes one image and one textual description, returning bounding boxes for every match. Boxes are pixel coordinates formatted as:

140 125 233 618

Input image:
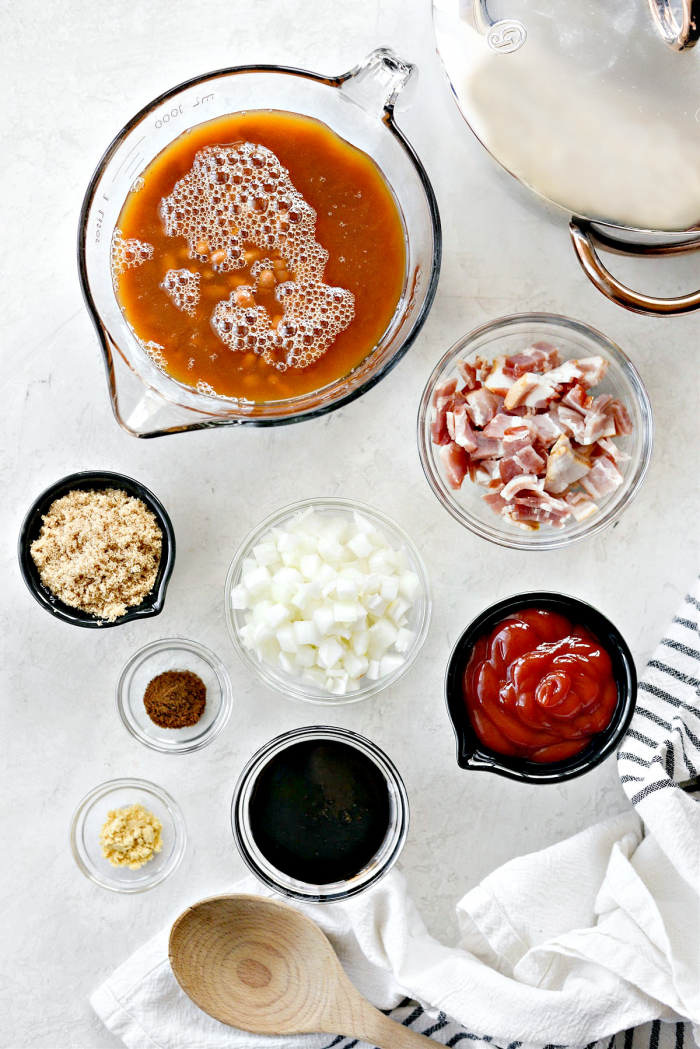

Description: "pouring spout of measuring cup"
103 344 239 438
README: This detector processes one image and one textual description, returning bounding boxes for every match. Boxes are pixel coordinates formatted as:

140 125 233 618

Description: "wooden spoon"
169 893 433 1048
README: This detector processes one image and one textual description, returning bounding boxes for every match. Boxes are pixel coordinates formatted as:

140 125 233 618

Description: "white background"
1 1 698 1046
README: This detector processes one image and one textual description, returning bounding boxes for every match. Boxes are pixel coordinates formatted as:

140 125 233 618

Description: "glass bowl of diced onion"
224 498 431 704
417 313 653 551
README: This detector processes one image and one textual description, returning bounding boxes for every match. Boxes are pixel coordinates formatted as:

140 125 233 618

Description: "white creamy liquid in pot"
436 0 700 231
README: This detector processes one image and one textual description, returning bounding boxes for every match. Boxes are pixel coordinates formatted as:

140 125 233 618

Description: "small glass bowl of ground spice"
116 638 233 754
70 778 186 892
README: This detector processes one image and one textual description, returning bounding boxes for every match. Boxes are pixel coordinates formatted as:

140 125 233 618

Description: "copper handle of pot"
647 0 699 49
570 220 700 317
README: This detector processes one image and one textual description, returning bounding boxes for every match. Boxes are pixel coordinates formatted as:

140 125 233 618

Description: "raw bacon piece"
500 474 544 502
566 491 599 522
544 434 591 494
555 405 587 445
499 456 528 484
513 494 569 515
515 445 546 475
483 491 507 515
542 360 587 385
499 445 545 484
580 456 623 499
465 387 501 428
453 405 478 452
471 433 505 460
504 373 560 411
440 442 470 490
474 459 502 484
502 427 534 456
503 341 560 377
611 398 633 435
498 476 572 530
509 505 569 528
578 356 609 388
431 378 457 408
561 383 592 413
546 356 609 388
530 411 564 447
501 507 539 531
582 394 616 445
483 412 519 439
532 340 561 362
456 360 478 391
483 357 517 395
595 437 629 463
430 396 453 445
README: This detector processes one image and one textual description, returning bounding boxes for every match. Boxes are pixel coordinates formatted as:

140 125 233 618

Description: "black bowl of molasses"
18 470 176 628
445 592 637 784
232 725 409 903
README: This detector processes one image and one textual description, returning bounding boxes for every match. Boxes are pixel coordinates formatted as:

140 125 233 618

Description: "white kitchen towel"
92 584 700 1049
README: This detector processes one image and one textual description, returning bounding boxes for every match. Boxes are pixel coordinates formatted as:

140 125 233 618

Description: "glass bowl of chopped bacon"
418 313 653 550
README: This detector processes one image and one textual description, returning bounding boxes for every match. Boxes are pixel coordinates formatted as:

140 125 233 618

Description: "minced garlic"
99 803 163 870
29 488 162 622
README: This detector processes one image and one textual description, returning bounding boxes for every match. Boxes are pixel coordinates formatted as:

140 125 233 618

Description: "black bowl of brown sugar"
18 470 176 628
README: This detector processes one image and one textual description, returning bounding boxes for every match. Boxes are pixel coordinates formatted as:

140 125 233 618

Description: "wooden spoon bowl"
169 893 431 1048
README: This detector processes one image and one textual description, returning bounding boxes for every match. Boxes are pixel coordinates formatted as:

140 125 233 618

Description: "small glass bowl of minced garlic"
70 778 186 892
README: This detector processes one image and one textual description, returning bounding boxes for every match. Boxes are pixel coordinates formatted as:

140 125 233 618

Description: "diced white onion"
233 507 422 694
379 653 404 678
295 645 316 667
334 601 359 623
395 627 415 653
276 625 297 653
230 584 250 610
293 620 320 646
366 659 380 680
347 531 373 559
253 541 278 566
399 571 421 601
318 637 344 669
244 565 271 596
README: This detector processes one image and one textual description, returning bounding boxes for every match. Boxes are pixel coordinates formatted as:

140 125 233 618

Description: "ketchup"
463 609 617 763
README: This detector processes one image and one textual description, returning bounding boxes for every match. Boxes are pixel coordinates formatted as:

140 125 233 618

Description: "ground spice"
143 669 206 728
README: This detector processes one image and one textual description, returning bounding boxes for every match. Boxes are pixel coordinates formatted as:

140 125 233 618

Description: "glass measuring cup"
78 49 441 437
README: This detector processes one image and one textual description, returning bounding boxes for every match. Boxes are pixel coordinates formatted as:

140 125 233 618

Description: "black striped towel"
618 586 700 804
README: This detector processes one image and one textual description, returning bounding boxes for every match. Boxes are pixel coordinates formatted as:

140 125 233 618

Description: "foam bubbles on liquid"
159 142 355 371
111 229 153 285
161 268 201 315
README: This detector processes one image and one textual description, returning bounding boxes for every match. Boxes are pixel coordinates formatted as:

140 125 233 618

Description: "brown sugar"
29 488 162 622
143 669 207 728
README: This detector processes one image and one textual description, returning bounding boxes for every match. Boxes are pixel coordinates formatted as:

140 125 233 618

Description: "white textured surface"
1 2 698 1047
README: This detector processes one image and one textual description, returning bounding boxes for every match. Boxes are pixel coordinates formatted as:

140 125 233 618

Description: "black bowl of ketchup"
445 592 636 783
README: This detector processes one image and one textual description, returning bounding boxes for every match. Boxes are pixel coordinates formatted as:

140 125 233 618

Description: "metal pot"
433 0 700 316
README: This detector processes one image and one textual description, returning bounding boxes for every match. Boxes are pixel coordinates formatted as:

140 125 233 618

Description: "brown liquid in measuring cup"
112 111 406 401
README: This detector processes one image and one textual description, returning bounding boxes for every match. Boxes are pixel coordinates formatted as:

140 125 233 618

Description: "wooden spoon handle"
349 1000 435 1048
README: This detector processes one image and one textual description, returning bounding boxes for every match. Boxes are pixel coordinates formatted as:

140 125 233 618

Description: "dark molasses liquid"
249 739 391 884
